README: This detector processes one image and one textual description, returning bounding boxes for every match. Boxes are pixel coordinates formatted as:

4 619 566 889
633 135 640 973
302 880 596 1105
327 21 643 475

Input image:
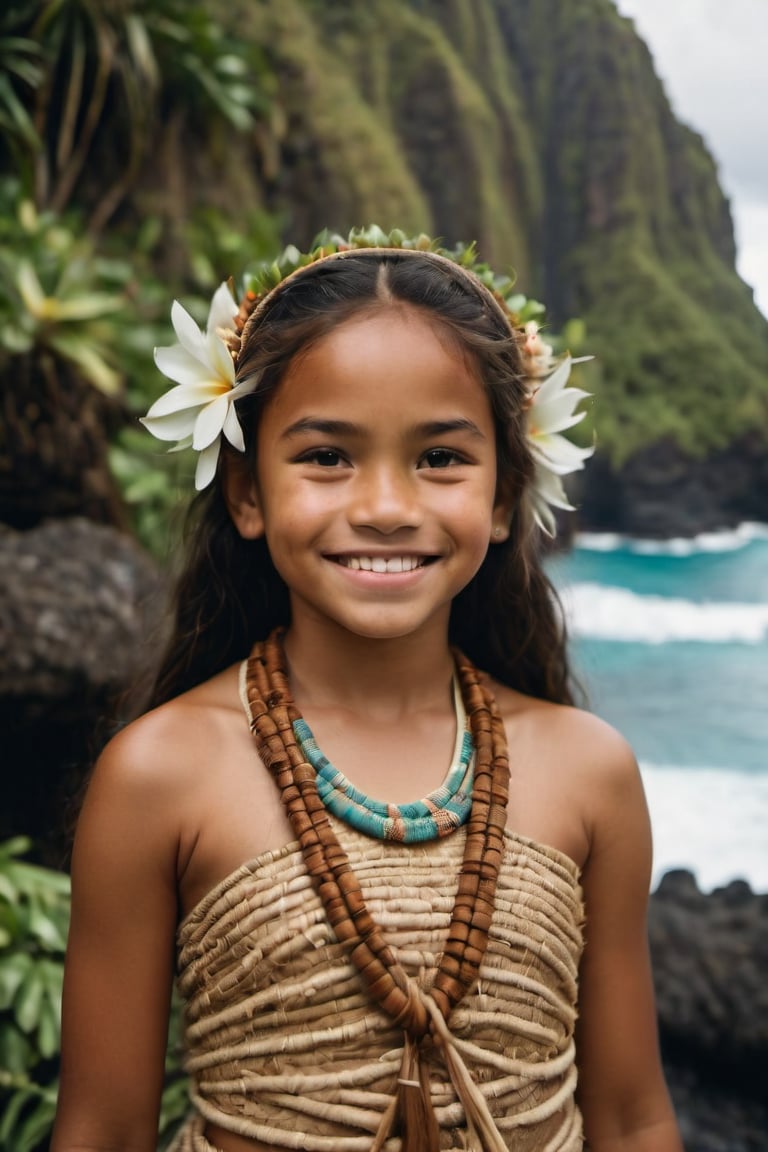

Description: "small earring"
494 527 501 538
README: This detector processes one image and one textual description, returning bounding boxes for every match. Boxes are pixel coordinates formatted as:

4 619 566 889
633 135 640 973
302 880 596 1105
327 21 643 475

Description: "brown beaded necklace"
243 628 511 1151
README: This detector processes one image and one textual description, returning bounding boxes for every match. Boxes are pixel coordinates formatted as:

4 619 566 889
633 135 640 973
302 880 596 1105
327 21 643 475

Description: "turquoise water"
554 530 768 603
547 525 768 890
562 636 767 771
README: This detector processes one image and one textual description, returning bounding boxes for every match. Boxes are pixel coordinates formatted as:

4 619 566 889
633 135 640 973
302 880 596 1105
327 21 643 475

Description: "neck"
282 618 456 718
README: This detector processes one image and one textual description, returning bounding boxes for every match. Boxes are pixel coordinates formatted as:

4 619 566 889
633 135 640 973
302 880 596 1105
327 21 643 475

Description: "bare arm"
51 724 180 1152
576 732 683 1152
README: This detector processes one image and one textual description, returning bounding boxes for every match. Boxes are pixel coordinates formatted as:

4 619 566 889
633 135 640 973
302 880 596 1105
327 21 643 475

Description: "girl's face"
233 305 510 646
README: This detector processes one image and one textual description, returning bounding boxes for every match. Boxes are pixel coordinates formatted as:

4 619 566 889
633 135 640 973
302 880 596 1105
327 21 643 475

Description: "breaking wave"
642 763 768 893
563 582 768 644
577 521 768 556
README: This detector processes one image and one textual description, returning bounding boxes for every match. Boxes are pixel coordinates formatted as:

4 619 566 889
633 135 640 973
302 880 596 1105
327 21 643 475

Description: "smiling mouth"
333 556 432 573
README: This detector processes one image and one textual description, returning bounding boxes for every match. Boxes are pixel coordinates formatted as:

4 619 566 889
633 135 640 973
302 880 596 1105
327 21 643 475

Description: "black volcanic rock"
579 433 768 537
0 518 166 863
649 870 768 1150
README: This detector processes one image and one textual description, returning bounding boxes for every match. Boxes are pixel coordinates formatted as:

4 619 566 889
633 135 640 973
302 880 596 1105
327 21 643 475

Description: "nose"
348 463 423 534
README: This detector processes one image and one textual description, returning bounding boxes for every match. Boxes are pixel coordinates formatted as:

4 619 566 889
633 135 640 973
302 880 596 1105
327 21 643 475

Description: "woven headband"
234 244 516 358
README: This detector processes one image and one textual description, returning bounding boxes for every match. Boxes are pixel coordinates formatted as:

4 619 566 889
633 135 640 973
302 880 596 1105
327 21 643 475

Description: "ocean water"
547 523 768 893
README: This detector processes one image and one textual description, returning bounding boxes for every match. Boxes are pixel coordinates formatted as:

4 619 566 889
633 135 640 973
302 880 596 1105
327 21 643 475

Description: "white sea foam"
642 763 768 893
577 521 768 556
575 531 625 552
562 582 768 644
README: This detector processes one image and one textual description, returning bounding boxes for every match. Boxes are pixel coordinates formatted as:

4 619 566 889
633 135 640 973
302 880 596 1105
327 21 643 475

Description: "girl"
52 229 682 1152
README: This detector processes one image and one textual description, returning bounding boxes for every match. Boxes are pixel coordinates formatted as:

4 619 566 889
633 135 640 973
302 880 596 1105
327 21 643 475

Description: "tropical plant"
0 12 44 178
0 177 131 527
0 195 127 396
0 0 279 542
1 1 264 229
0 170 283 551
0 838 68 1152
0 178 157 538
0 838 189 1152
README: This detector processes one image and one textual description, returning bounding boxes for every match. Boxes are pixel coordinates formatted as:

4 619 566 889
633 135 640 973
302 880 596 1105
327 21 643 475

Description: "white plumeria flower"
141 282 253 490
526 354 594 535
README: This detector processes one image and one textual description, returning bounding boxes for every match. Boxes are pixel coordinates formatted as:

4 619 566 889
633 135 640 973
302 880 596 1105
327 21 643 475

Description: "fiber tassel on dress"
398 1031 441 1152
370 1031 440 1152
424 998 509 1152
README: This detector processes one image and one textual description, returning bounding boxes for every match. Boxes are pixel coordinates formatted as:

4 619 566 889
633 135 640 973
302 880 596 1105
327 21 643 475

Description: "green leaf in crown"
241 225 547 327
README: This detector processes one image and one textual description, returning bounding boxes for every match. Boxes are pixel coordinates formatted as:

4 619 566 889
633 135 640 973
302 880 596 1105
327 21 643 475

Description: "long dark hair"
148 251 576 708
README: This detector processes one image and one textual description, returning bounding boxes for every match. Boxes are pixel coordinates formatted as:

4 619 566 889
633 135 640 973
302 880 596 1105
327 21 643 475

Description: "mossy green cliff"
201 0 766 531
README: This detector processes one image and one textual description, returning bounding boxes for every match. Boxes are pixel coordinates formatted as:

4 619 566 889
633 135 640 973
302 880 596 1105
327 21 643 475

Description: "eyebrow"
417 418 487 440
281 418 364 440
281 417 487 440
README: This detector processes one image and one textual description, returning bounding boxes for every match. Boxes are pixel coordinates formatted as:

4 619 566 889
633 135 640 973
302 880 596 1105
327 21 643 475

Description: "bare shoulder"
87 669 233 803
491 676 638 781
81 663 296 913
78 665 247 876
485 677 645 869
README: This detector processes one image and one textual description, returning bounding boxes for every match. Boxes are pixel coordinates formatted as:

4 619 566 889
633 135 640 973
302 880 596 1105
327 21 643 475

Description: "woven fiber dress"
170 819 585 1151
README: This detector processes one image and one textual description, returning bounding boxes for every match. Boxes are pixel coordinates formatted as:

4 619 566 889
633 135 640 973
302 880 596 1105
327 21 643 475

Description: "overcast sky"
613 0 768 317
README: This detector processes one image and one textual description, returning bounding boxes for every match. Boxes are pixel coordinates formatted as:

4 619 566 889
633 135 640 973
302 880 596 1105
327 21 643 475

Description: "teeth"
340 556 423 573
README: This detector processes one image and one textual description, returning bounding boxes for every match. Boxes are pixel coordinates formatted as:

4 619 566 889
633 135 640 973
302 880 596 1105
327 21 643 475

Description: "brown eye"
422 449 459 469
305 450 343 466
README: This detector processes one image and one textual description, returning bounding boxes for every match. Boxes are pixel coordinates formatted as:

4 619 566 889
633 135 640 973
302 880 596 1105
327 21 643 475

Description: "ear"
490 491 514 544
222 455 265 540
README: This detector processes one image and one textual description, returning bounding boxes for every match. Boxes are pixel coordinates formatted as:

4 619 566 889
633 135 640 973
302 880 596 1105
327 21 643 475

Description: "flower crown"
141 225 593 535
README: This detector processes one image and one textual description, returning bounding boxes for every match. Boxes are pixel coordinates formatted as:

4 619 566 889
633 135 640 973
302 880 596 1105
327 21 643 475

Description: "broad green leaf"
45 292 125 321
14 964 44 1033
47 333 122 394
0 74 39 147
15 260 45 315
11 1089 58 1152
0 1024 33 1075
0 838 31 861
0 871 18 904
0 953 32 1011
27 898 67 952
36 993 59 1060
125 14 159 88
0 1086 35 1143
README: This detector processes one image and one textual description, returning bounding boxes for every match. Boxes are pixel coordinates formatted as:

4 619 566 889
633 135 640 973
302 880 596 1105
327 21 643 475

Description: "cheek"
262 485 335 548
457 482 493 514
448 487 495 545
278 485 335 521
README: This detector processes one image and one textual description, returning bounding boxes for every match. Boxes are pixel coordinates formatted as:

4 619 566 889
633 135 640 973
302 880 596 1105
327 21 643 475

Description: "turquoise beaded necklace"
291 673 474 843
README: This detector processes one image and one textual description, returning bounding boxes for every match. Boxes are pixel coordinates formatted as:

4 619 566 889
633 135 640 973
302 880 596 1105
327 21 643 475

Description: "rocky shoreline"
579 436 768 539
649 870 768 1151
664 1060 768 1152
